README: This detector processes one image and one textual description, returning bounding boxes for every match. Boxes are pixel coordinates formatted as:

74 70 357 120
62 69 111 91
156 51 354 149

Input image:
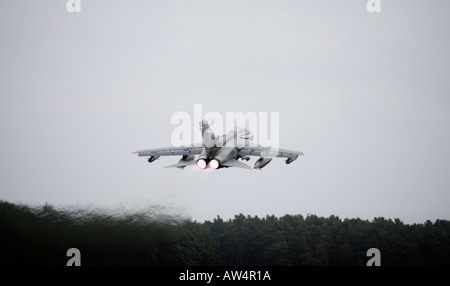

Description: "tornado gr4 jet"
133 120 303 170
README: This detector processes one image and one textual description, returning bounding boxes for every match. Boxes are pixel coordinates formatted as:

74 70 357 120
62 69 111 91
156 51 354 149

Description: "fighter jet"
133 120 303 170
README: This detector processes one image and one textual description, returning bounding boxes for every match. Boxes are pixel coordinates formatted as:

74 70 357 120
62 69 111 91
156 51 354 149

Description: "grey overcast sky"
1 1 449 223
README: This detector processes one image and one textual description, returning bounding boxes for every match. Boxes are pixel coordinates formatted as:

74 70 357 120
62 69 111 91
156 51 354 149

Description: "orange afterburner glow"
209 159 219 169
196 159 207 169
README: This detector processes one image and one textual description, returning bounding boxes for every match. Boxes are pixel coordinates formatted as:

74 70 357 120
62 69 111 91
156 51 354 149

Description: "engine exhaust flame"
196 159 207 169
209 159 219 169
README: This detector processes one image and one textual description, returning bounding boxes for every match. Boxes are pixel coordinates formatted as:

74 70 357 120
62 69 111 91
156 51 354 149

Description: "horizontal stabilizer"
164 160 196 169
221 159 251 169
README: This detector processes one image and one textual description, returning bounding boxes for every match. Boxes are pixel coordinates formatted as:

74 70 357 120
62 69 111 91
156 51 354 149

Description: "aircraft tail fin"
199 120 210 137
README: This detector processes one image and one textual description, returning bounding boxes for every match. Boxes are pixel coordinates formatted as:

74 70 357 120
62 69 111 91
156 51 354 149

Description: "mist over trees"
0 201 448 266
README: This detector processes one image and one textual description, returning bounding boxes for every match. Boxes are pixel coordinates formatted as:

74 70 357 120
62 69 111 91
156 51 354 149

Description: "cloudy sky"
1 0 449 223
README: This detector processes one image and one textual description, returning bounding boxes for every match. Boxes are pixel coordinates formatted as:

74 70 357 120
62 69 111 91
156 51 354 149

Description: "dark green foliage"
0 201 449 266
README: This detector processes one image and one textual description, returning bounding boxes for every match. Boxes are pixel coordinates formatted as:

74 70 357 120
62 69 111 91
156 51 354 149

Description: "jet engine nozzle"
196 159 207 169
209 159 220 169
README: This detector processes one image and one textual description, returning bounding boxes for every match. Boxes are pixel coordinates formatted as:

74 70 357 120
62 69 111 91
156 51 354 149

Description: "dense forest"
0 201 449 266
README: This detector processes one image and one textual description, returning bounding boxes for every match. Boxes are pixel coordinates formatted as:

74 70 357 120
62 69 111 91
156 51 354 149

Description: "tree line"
0 201 448 266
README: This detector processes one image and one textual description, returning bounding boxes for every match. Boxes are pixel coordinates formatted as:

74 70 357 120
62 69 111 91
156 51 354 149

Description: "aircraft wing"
237 146 303 159
133 146 202 157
